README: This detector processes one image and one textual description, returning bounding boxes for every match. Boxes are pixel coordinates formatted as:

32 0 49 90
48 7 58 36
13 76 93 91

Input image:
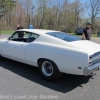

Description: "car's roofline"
16 29 60 35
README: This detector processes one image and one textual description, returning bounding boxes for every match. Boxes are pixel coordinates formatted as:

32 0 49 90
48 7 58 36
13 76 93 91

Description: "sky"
69 0 89 4
69 0 87 3
80 0 87 2
32 0 88 6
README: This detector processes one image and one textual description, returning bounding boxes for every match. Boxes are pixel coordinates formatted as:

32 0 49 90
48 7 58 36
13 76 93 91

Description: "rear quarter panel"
25 42 87 75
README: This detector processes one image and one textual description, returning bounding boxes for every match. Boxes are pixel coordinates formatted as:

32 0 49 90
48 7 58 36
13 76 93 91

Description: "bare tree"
1 0 100 34
0 0 15 32
88 0 100 24
73 0 84 29
36 0 48 28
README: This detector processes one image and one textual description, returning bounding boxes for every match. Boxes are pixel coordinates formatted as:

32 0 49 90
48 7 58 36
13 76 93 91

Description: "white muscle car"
0 29 100 80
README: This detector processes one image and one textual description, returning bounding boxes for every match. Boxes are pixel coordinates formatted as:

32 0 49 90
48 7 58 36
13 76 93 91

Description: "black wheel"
38 59 62 81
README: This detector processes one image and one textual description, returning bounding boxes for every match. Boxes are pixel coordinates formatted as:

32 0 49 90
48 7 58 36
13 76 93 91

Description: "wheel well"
37 58 60 71
37 58 46 66
37 58 56 66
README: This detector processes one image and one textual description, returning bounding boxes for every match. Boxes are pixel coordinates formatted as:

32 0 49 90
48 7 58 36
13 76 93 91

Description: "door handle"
19 44 23 46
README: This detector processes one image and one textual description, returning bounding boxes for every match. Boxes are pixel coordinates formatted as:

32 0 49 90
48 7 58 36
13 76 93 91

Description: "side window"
10 31 31 42
31 33 39 39
10 31 39 42
12 32 18 38
26 33 39 42
23 32 31 38
11 31 24 39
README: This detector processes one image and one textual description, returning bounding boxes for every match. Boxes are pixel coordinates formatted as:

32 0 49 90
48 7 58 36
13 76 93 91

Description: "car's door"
24 33 39 66
2 31 30 63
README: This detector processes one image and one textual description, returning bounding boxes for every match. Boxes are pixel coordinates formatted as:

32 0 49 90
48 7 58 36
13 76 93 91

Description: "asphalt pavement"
0 34 100 100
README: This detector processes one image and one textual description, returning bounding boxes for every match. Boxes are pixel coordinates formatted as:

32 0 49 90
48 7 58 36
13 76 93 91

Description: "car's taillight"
89 56 92 66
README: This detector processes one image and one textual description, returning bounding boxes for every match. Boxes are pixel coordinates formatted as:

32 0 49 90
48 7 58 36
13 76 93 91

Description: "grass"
1 30 14 34
92 33 98 37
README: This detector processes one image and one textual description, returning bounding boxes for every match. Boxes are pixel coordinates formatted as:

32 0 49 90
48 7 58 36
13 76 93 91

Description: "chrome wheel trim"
42 61 53 76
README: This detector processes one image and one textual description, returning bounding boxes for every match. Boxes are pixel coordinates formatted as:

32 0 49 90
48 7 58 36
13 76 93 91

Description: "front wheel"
38 59 62 81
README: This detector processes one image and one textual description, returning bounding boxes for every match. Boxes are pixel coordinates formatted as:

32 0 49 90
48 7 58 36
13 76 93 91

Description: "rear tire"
38 59 62 81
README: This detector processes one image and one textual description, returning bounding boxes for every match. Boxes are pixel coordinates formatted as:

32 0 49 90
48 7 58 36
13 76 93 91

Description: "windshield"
46 32 81 42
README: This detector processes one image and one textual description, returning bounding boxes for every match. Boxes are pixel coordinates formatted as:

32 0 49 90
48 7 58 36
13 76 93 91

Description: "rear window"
46 32 81 42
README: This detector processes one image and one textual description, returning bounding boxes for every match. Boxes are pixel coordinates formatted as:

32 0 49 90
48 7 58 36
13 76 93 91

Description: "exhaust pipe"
90 71 96 76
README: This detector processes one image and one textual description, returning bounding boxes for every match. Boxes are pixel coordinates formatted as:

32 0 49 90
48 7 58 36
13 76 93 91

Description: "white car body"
0 29 100 78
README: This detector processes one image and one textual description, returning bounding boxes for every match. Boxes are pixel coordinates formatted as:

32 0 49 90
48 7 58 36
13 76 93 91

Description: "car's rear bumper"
84 63 100 76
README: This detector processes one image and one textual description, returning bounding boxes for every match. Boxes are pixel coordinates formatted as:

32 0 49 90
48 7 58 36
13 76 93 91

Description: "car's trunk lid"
70 40 100 55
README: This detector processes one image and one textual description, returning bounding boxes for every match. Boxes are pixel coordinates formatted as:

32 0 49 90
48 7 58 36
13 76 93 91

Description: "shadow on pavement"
0 58 92 93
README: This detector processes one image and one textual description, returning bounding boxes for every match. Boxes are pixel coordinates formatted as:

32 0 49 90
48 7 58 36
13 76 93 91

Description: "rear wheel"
38 59 62 81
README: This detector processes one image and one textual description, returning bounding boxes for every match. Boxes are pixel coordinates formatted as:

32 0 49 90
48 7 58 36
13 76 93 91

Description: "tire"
38 59 62 81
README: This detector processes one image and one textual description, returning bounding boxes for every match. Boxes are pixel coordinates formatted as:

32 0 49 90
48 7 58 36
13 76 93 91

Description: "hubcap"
42 61 53 76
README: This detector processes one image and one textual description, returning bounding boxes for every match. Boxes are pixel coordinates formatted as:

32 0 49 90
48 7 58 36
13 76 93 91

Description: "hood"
70 40 100 55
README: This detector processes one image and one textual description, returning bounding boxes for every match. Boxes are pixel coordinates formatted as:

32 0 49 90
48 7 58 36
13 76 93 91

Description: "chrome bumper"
84 62 100 76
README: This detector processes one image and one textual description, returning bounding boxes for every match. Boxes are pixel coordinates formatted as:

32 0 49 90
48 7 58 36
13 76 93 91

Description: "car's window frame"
8 31 40 43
